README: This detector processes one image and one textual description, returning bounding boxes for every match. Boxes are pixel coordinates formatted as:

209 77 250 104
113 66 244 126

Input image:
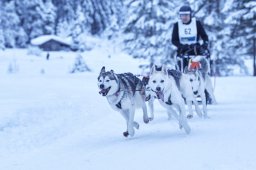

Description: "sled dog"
97 66 151 137
185 68 208 118
146 65 203 119
187 56 217 108
147 65 191 134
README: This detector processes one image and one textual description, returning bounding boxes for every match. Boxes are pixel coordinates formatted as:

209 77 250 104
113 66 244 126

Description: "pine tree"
123 0 182 68
186 0 253 75
221 0 255 75
81 0 120 35
54 0 76 36
102 0 125 39
0 1 5 50
0 29 5 50
42 0 56 35
16 0 57 40
1 0 20 48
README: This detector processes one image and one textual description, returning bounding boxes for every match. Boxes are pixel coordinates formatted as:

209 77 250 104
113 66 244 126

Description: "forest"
0 0 255 76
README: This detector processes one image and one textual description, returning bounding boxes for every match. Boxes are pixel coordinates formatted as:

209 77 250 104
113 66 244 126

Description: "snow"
30 35 72 46
221 0 234 13
1 44 256 170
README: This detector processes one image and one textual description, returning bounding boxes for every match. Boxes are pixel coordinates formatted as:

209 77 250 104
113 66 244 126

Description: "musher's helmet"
179 5 192 16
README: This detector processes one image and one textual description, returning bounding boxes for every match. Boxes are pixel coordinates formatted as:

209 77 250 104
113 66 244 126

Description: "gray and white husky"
147 65 191 134
97 66 151 137
186 56 217 118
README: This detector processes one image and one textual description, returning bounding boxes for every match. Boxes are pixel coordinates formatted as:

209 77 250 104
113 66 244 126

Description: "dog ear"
110 70 115 76
161 65 167 75
155 65 162 72
100 66 106 74
150 65 156 74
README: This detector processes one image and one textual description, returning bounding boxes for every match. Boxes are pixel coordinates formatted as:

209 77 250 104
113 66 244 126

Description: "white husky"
147 65 191 134
97 66 151 137
147 65 203 119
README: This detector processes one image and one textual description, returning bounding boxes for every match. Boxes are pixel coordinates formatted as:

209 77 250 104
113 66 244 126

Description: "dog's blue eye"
153 80 156 83
106 80 109 82
161 80 164 83
190 79 193 82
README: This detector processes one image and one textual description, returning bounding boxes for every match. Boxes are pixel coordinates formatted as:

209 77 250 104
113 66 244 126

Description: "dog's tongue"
156 91 164 101
99 89 107 96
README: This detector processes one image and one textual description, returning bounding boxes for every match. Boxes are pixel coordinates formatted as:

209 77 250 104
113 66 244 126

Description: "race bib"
178 18 197 45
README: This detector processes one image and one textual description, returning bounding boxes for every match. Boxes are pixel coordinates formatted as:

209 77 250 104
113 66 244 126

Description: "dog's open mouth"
155 91 164 101
99 87 111 96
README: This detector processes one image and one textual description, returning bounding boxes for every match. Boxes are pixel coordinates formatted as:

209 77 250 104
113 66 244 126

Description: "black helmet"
179 5 192 16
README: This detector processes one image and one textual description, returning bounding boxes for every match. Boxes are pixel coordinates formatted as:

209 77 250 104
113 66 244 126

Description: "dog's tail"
200 57 209 73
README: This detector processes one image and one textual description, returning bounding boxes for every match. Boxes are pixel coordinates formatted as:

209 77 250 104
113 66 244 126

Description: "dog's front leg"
142 102 150 123
175 104 191 134
192 96 203 118
186 100 194 119
121 109 140 137
120 109 135 137
127 107 135 137
120 110 130 137
123 109 136 137
147 98 154 121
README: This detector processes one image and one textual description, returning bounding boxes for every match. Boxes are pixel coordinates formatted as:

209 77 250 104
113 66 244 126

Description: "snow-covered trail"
0 48 256 170
1 73 256 170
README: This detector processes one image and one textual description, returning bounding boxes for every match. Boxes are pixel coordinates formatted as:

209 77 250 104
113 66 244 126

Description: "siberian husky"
185 69 208 118
146 65 203 119
97 66 151 137
186 56 217 117
147 65 191 134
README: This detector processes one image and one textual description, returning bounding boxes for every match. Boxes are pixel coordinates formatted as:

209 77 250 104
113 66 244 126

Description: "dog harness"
188 59 201 70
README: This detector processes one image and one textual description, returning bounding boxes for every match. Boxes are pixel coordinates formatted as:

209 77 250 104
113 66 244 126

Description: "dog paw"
187 114 193 119
143 118 150 124
149 117 154 121
203 115 210 119
123 131 129 137
184 126 191 134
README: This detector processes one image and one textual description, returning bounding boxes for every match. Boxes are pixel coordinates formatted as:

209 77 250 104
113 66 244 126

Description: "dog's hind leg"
200 91 209 118
205 76 217 104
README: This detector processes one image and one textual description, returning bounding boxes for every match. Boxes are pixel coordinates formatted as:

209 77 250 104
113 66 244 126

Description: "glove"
202 41 209 49
200 42 209 55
